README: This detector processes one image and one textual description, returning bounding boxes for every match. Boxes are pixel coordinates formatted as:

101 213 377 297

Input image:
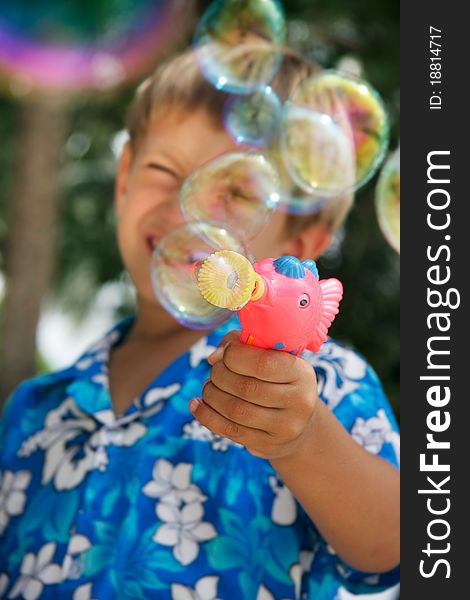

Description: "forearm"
270 400 400 573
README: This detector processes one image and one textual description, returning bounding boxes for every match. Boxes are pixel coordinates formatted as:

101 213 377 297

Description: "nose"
156 198 186 230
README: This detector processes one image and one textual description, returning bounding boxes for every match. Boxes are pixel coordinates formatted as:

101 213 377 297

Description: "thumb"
207 330 241 365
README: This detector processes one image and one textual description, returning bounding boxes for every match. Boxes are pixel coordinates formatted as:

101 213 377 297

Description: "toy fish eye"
299 294 310 308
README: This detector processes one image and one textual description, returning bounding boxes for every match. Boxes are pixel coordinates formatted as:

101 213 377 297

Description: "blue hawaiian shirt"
0 316 400 600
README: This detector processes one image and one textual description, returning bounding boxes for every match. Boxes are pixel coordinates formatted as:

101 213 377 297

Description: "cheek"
116 221 135 275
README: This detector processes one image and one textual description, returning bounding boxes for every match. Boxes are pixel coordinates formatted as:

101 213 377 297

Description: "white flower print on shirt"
74 357 95 371
257 552 314 600
141 384 181 409
0 470 31 535
189 337 217 368
0 574 9 597
18 398 100 489
153 502 217 566
62 535 91 580
8 542 63 600
335 583 400 600
18 397 147 491
182 420 243 452
73 583 98 600
268 475 297 526
303 342 367 410
351 409 400 463
257 585 274 600
143 460 217 565
92 410 147 449
171 575 221 600
91 374 108 388
142 460 207 507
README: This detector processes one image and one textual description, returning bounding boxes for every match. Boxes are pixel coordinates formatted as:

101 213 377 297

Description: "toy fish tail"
307 278 343 352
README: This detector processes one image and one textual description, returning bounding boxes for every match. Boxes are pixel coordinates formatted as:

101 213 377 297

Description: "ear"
282 221 332 261
115 142 132 216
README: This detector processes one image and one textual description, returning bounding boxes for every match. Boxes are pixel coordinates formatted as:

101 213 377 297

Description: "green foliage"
54 95 131 317
0 97 20 269
320 183 400 415
0 0 161 41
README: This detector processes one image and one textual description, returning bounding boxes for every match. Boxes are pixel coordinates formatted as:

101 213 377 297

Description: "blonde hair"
125 47 353 234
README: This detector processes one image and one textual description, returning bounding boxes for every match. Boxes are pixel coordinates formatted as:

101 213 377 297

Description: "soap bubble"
280 104 356 198
277 174 330 216
0 0 190 95
180 152 280 242
375 148 400 253
277 188 330 216
194 0 286 93
289 70 389 192
224 85 281 147
264 141 332 215
151 223 248 329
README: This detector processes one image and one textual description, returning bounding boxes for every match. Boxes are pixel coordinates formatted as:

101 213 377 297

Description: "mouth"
145 236 161 255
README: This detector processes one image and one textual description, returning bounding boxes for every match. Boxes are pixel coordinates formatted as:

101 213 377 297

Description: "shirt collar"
66 317 134 415
65 314 240 416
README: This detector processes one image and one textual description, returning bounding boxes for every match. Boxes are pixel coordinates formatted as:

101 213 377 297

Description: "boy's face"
115 107 313 307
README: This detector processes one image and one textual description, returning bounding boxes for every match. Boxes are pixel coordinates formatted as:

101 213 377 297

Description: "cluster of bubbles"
151 150 280 329
151 0 395 328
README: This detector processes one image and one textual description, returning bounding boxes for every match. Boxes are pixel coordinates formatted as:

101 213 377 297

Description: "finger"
189 396 273 447
207 330 241 365
210 360 294 408
223 339 300 383
202 380 279 433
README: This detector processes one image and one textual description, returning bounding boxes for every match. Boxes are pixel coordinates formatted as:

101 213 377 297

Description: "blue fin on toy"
273 256 305 279
302 259 319 279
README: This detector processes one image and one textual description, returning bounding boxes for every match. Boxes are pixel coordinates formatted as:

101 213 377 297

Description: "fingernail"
189 397 202 413
208 345 225 364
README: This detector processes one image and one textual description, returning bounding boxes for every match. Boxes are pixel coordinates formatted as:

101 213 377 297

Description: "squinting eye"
299 294 310 308
147 163 181 186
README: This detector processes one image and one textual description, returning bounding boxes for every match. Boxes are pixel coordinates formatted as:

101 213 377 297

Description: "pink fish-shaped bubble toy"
197 252 343 355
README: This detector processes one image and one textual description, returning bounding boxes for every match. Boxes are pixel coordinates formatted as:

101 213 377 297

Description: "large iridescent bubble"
274 155 330 216
179 152 280 243
224 85 281 147
151 223 248 329
375 147 400 253
287 70 389 194
194 0 286 93
280 105 356 200
0 0 189 95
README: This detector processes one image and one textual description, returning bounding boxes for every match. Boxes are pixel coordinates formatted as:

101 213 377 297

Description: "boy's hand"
189 331 319 460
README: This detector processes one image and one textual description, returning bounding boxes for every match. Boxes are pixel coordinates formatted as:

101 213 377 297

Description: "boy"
0 49 399 599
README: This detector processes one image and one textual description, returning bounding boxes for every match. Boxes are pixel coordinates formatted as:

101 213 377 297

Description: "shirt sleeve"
301 341 400 597
305 340 400 469
0 373 62 464
0 379 37 467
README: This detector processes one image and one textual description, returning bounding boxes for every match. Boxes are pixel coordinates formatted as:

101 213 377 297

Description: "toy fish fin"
307 278 343 352
302 259 319 279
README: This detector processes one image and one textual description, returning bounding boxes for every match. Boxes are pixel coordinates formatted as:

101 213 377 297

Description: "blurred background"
0 0 399 415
